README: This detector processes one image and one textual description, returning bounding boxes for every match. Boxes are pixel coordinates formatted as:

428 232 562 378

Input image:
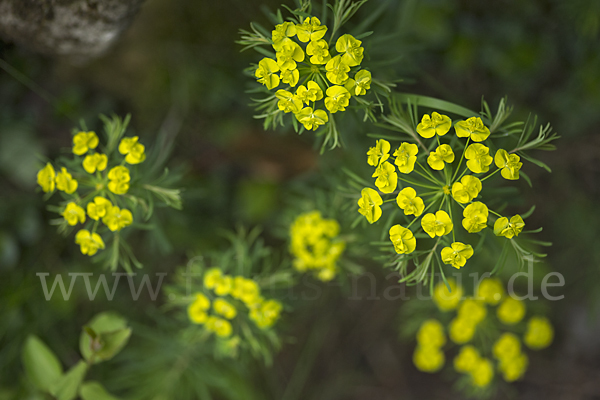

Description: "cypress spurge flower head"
441 242 473 269
494 215 525 239
289 211 345 281
465 143 493 173
417 112 452 138
367 139 390 167
495 149 523 180
358 188 383 224
35 115 181 271
454 117 491 142
393 142 418 173
37 162 56 193
246 10 372 142
389 224 416 254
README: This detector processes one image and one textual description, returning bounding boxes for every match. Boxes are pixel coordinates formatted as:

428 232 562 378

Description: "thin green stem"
446 194 456 242
398 176 439 190
416 160 444 185
451 138 470 182
481 168 501 182
489 208 503 218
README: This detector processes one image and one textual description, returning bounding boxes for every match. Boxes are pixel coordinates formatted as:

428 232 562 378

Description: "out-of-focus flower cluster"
289 211 346 281
186 267 283 357
412 278 553 391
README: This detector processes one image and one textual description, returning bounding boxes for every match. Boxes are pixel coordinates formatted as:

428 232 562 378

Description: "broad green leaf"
80 312 131 363
22 335 63 392
80 381 119 400
50 360 88 400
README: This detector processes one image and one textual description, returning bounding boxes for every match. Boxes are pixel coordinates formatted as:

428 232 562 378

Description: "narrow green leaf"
394 93 478 118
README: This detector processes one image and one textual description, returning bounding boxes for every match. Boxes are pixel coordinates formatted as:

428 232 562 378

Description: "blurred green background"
1 0 599 398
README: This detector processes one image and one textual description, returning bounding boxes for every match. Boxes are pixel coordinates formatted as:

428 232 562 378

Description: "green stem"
481 168 501 182
415 160 443 185
451 138 470 182
446 194 456 242
398 176 439 190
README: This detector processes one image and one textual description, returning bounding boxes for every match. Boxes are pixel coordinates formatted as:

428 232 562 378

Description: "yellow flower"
476 278 504 305
231 276 261 305
107 166 130 195
470 358 494 388
449 317 476 344
55 167 78 194
335 34 364 66
416 319 446 348
392 143 418 174
493 215 525 239
372 161 398 193
427 144 455 170
250 299 282 329
188 293 210 324
276 90 303 113
492 332 521 361
494 149 523 180
203 268 222 290
82 153 108 174
389 224 416 254
413 346 445 373
462 201 489 233
465 143 493 173
499 353 528 382
280 68 300 86
457 298 487 324
295 107 328 131
306 39 331 64
72 131 99 155
295 17 327 42
451 175 482 203
441 242 473 269
295 81 323 104
74 229 105 256
454 117 490 142
454 345 481 373
421 210 453 238
215 275 233 296
62 202 85 226
433 279 463 311
416 112 452 138
344 69 371 96
497 297 526 325
276 41 305 70
87 196 112 221
358 187 383 224
255 57 280 90
396 187 425 216
102 206 133 232
367 139 390 167
325 55 350 85
37 163 56 193
324 85 351 113
271 21 296 50
213 298 237 320
524 316 553 350
119 137 146 165
206 316 233 338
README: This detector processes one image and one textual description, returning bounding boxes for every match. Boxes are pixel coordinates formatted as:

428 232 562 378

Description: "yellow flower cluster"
418 278 554 387
188 268 283 337
254 17 371 131
289 211 346 281
36 131 145 257
357 112 528 271
413 319 446 373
